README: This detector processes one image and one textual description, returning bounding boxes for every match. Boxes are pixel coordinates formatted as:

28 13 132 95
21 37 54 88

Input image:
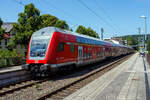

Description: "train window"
58 43 64 52
70 43 75 52
83 53 86 59
89 53 92 58
97 52 100 57
87 53 89 59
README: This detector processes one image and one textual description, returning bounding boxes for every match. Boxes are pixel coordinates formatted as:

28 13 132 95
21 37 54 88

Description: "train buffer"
64 53 150 100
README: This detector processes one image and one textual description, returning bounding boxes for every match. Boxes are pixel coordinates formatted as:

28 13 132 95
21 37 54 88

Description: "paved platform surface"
64 53 150 100
0 66 22 73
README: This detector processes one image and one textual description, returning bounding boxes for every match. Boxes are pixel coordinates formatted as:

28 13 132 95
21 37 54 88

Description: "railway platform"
0 66 22 74
64 53 150 100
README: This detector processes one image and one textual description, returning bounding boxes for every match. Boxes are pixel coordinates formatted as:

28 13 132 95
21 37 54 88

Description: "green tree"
76 25 99 38
10 3 41 48
76 25 87 35
54 20 69 30
0 18 2 26
87 27 99 38
147 40 150 54
0 28 5 40
69 28 73 32
10 3 70 49
127 36 138 45
40 14 58 28
0 18 5 39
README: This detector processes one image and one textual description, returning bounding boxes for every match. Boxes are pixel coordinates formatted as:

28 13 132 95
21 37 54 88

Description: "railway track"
0 79 47 97
37 54 133 100
0 70 31 88
0 54 133 100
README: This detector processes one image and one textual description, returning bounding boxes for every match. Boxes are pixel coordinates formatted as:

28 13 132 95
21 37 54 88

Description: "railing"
0 57 26 68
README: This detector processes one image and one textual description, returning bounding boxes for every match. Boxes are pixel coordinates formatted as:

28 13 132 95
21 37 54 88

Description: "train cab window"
58 43 64 52
83 53 86 59
70 43 75 52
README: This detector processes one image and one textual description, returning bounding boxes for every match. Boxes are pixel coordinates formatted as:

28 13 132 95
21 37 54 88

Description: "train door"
78 46 83 64
105 47 108 57
110 47 113 57
109 47 112 57
112 47 114 57
103 47 105 59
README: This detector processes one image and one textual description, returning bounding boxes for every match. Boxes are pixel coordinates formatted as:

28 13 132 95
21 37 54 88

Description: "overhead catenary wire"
77 0 118 32
93 0 121 34
11 0 46 14
42 0 113 37
11 0 25 6
11 0 118 35
42 0 98 29
41 0 79 27
93 0 113 21
11 0 79 29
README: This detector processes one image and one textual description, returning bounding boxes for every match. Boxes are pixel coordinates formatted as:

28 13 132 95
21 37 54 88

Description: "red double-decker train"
23 27 133 76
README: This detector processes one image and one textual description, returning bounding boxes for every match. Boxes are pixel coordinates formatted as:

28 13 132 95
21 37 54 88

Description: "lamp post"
137 27 141 51
140 15 147 55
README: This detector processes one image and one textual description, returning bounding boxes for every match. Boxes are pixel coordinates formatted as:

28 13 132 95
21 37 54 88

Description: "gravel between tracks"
1 73 85 100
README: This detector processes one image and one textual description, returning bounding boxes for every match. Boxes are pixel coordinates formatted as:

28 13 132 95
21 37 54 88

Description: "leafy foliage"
76 25 87 35
34 83 40 89
87 27 99 38
76 25 99 38
11 3 41 47
0 49 24 59
40 14 58 28
54 20 69 30
10 3 69 48
127 36 138 45
0 18 5 39
69 28 73 32
0 28 5 39
147 40 150 54
0 49 25 67
0 18 2 26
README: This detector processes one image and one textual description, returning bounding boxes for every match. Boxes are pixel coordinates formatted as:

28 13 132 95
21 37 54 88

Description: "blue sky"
0 0 149 38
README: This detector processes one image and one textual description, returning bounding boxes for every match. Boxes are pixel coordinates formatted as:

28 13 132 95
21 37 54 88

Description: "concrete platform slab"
0 66 22 74
64 53 150 100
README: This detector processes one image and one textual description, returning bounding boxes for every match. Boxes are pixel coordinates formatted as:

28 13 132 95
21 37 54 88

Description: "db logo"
35 60 39 63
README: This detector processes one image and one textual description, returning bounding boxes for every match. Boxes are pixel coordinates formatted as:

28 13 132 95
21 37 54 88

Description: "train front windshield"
30 39 48 57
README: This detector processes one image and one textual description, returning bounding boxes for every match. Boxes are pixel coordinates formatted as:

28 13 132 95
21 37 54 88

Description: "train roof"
33 27 130 48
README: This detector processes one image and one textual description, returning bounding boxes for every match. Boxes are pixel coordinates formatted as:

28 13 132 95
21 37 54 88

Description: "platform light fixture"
140 15 147 54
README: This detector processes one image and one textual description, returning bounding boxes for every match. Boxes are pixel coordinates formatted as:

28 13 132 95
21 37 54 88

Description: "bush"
0 49 25 67
148 40 150 54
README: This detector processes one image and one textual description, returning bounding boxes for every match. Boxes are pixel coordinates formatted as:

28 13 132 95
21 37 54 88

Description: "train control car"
22 27 132 76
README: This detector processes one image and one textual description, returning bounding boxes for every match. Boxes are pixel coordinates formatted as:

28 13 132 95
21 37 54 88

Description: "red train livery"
23 27 132 76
